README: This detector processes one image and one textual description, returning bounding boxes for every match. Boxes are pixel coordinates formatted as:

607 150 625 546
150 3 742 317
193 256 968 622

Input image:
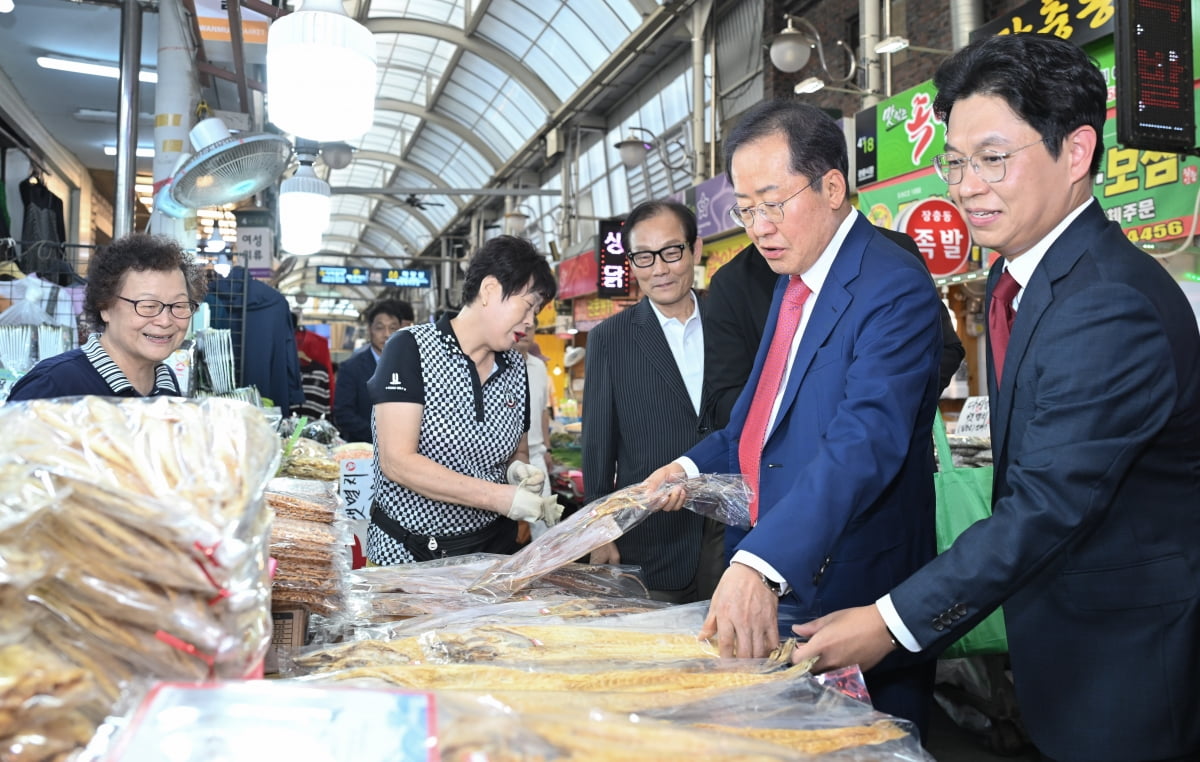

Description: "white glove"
506 489 544 523
506 489 565 526
506 461 546 494
541 495 564 527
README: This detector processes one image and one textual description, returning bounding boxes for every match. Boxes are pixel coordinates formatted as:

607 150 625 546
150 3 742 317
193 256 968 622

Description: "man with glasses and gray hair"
581 199 725 603
640 100 945 734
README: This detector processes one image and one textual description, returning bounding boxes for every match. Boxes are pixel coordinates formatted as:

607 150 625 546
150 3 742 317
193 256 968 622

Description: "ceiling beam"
365 18 560 112
374 98 502 169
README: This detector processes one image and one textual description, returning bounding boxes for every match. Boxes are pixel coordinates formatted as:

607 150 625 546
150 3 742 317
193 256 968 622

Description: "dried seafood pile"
266 477 350 616
0 397 279 761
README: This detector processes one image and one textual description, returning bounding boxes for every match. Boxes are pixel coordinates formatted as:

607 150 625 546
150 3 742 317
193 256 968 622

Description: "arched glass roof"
276 0 698 309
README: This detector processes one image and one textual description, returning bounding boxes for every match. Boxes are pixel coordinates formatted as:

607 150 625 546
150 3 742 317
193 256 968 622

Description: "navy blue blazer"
890 202 1200 761
685 212 944 617
333 346 377 443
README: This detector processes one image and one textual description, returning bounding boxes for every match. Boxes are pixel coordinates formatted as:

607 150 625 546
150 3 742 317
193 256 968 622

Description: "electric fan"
169 117 293 210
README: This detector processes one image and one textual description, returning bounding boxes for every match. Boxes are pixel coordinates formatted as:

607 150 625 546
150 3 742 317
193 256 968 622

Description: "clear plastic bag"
466 474 751 598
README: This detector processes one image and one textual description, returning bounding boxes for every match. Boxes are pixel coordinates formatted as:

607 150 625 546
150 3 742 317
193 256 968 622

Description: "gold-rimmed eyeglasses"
933 138 1049 185
728 181 813 228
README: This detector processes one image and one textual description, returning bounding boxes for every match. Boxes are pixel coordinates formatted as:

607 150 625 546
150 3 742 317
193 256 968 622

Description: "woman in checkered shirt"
365 236 561 565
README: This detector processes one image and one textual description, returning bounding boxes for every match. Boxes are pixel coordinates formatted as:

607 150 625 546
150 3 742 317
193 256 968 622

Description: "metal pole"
114 0 143 237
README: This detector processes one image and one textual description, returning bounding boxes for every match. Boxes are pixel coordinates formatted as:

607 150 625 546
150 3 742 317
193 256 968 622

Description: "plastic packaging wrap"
85 673 930 762
467 474 752 598
0 396 280 759
0 643 103 762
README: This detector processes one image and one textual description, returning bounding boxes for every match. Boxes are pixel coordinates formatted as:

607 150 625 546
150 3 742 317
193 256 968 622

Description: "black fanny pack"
370 502 520 562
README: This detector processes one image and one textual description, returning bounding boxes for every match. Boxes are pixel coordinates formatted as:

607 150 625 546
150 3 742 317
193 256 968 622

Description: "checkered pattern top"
365 318 529 565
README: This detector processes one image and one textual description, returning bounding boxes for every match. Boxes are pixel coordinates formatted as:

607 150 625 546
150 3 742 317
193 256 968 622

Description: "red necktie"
988 270 1021 383
739 276 811 525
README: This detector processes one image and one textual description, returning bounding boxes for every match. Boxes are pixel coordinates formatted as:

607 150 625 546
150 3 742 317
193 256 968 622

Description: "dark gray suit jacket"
581 295 710 591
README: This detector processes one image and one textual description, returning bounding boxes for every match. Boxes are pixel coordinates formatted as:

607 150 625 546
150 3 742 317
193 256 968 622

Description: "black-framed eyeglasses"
933 138 1049 185
728 181 813 228
628 243 688 268
117 296 199 319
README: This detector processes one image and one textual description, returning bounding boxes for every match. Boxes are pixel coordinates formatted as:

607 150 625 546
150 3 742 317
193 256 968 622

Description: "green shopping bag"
933 409 1009 657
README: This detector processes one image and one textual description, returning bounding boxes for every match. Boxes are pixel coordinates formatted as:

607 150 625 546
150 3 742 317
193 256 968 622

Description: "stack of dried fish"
0 396 280 759
0 644 98 762
266 477 350 616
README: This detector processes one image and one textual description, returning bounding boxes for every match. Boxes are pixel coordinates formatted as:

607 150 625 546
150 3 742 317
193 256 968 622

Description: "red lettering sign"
896 198 971 278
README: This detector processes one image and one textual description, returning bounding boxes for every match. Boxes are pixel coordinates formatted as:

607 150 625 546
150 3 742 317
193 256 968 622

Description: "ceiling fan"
401 193 445 211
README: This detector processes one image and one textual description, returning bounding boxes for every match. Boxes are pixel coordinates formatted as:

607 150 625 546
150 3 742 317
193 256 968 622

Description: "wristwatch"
758 572 785 597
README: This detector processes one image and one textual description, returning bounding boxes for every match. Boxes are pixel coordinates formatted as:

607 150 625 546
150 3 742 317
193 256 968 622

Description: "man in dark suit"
645 100 945 731
700 235 964 432
789 35 1200 762
333 298 413 442
581 200 724 602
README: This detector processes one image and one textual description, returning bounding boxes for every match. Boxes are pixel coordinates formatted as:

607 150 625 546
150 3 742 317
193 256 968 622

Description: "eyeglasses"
628 243 688 268
728 181 812 228
117 296 199 319
933 138 1049 185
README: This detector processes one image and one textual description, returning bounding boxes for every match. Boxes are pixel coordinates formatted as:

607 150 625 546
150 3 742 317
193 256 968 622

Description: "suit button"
953 604 967 616
697 425 711 435
932 621 946 632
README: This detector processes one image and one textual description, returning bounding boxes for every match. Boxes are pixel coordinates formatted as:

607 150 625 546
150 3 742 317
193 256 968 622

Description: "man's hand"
506 461 546 494
590 542 620 565
641 462 687 511
698 563 780 658
788 605 899 673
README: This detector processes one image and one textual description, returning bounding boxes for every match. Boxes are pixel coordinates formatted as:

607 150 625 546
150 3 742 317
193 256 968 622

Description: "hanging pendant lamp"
266 0 377 142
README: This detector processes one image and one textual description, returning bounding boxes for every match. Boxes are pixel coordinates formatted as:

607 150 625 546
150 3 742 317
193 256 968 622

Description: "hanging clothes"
204 266 304 410
18 176 77 286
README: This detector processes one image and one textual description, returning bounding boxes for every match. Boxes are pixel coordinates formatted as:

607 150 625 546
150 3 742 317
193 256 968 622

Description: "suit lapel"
767 214 868 442
990 201 1108 456
631 297 693 406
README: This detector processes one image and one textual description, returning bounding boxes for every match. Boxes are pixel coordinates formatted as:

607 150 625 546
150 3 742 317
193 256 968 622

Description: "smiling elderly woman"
365 235 562 565
7 233 206 401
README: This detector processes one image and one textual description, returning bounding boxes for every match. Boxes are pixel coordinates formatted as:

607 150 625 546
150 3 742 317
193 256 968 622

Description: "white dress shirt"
647 290 705 416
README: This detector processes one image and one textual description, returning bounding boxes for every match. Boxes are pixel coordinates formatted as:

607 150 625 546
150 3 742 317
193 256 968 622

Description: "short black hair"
932 33 1107 176
84 233 206 332
363 298 414 325
723 100 848 193
623 200 698 248
460 235 556 306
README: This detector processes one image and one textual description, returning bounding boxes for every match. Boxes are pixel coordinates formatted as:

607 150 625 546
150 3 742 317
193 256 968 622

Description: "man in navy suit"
789 35 1200 762
645 100 945 731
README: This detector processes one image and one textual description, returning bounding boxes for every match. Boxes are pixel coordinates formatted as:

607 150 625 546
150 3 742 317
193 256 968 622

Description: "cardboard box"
266 606 308 675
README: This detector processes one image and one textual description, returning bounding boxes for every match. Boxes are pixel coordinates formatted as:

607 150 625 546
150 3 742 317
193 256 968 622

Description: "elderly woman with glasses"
7 233 206 401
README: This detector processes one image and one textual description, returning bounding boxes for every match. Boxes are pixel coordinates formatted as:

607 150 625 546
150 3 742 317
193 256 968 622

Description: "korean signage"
856 81 946 189
382 268 432 288
693 174 737 239
233 208 275 279
971 0 1115 46
596 220 631 298
572 297 634 332
895 198 970 278
316 266 371 286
